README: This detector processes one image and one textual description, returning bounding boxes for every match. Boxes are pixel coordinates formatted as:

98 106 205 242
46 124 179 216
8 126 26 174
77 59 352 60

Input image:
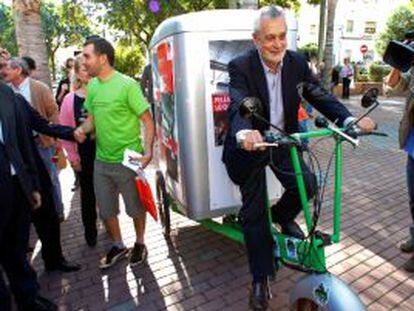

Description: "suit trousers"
31 186 64 268
225 146 316 279
342 78 351 99
78 141 97 239
0 177 39 311
36 146 64 217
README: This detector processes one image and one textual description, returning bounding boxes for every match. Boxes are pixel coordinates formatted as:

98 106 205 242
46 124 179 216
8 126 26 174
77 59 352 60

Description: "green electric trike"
155 86 385 310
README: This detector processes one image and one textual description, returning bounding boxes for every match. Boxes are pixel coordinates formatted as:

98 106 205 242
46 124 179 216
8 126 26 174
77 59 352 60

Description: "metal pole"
317 0 327 67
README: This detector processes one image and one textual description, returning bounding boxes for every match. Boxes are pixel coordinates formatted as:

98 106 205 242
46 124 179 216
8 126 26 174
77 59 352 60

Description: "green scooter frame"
156 127 367 311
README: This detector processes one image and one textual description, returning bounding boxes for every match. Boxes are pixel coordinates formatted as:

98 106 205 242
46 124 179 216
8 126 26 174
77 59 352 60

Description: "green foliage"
368 62 391 82
93 0 306 49
41 1 92 78
375 5 414 57
298 43 318 60
260 0 320 11
41 2 91 51
0 3 17 55
114 45 146 78
94 0 309 74
260 0 300 11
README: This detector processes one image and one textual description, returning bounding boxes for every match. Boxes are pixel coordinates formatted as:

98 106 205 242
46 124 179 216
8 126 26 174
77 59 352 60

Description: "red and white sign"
212 94 230 112
360 44 368 54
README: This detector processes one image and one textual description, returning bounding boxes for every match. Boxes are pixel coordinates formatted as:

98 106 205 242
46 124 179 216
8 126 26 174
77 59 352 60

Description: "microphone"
346 88 380 130
238 97 293 138
361 88 379 108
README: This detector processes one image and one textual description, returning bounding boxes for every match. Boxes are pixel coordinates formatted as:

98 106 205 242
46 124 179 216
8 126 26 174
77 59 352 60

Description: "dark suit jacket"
0 82 39 205
16 94 75 192
223 49 352 164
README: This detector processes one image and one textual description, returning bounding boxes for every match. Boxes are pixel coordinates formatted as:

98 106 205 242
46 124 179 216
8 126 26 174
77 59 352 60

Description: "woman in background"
59 56 97 247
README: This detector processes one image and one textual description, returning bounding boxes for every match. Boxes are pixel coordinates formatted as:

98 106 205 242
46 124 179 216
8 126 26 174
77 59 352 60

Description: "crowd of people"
0 36 154 311
0 5 413 311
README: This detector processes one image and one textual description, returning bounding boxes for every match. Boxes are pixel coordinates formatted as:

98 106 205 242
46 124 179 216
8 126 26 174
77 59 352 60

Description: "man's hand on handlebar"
355 117 376 133
236 129 266 151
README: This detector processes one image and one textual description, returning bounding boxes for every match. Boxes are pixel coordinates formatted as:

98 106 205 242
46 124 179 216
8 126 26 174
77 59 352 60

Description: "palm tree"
13 0 51 86
322 0 338 89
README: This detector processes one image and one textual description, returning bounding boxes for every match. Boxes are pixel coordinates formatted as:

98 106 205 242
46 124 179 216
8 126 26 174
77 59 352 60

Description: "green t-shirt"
84 71 150 163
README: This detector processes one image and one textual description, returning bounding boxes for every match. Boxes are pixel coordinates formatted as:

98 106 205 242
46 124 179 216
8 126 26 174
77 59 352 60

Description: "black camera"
383 31 414 72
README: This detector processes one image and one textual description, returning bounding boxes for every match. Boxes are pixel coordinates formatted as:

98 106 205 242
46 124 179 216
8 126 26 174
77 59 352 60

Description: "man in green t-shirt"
76 36 155 269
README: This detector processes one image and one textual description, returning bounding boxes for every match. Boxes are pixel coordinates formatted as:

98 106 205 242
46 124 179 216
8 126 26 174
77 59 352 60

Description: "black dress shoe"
22 295 57 311
249 279 271 310
85 233 97 247
281 221 305 239
45 259 81 273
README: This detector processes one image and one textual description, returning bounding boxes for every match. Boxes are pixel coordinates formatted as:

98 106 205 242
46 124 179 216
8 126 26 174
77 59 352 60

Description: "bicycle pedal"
314 231 332 246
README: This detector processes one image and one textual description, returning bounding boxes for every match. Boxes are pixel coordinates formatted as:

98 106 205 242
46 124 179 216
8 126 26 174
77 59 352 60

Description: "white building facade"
297 0 411 64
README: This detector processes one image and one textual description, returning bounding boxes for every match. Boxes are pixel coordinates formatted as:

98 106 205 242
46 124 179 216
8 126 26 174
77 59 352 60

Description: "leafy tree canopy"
0 3 17 55
41 1 93 78
375 5 414 57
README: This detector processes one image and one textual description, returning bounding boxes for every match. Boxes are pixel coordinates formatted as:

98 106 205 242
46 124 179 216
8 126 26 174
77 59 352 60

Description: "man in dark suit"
0 81 56 310
222 6 376 310
17 94 82 273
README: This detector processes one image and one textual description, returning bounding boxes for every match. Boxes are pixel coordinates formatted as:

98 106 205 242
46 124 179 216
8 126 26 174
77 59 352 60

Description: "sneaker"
400 240 414 253
99 246 128 269
129 243 148 267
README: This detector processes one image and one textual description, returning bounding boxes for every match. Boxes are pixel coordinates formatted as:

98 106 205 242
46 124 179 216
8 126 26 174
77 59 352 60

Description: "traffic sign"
360 45 368 54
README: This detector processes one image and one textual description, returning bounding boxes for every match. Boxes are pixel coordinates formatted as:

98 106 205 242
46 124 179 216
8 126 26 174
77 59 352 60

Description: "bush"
368 63 391 82
354 64 368 82
298 43 318 61
114 45 146 79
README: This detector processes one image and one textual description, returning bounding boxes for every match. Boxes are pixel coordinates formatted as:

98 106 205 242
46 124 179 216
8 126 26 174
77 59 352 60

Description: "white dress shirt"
10 77 31 104
259 56 284 133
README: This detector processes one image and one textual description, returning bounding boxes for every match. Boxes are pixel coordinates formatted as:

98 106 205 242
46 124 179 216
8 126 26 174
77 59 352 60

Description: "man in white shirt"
2 57 64 219
222 6 375 309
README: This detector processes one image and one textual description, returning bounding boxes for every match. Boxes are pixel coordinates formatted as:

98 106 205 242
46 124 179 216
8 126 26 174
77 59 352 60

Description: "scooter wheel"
155 170 171 237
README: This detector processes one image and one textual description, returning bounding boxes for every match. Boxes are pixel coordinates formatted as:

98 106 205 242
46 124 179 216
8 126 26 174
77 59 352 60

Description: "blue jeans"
407 156 414 241
37 146 64 217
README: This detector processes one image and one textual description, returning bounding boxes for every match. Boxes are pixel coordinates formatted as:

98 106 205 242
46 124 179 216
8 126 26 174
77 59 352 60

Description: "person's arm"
58 94 80 164
56 82 69 105
301 56 375 131
18 95 75 141
384 67 411 96
227 60 254 136
13 94 41 208
227 59 264 151
386 68 401 88
139 110 155 168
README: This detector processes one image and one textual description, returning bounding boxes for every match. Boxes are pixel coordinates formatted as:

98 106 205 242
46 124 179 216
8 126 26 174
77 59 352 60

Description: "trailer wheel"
155 170 171 237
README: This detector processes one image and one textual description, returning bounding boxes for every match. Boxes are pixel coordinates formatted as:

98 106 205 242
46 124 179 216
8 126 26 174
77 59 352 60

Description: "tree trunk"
50 51 56 82
322 0 338 89
317 0 327 67
13 0 51 86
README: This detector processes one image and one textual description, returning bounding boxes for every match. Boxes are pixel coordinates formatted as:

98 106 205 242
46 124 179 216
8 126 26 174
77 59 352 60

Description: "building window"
364 21 377 34
310 24 317 36
346 20 354 33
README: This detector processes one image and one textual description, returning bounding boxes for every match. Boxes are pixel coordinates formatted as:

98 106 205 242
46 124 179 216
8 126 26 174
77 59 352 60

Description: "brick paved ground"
28 95 414 310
